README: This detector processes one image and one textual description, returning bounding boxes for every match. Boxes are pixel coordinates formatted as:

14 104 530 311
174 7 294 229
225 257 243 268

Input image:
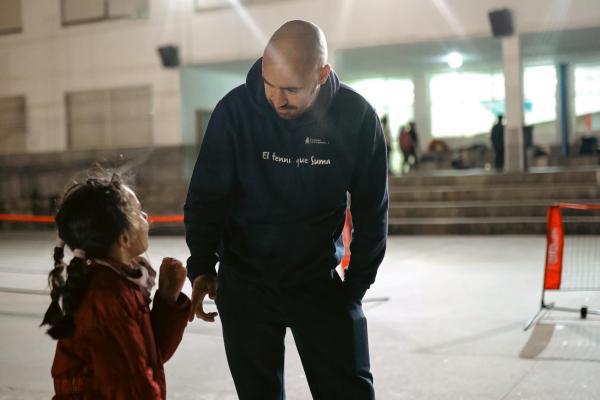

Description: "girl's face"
124 187 149 257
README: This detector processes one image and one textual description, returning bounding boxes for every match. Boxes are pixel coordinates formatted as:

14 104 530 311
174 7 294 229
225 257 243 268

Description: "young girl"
41 174 190 399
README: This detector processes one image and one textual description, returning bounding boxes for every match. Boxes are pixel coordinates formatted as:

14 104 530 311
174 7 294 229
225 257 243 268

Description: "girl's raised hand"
158 257 187 305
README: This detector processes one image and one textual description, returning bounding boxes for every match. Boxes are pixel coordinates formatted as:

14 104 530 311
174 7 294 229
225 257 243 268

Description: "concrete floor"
1 231 599 399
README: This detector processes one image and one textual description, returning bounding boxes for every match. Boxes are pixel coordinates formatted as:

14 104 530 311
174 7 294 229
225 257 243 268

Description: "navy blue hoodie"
185 58 388 299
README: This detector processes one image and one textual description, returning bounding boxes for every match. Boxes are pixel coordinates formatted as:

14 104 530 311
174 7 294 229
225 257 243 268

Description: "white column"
502 35 525 172
556 62 576 156
412 72 431 152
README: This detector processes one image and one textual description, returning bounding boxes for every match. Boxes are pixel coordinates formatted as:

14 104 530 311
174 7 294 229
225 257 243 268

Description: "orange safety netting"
544 203 600 290
0 214 183 223
341 209 352 270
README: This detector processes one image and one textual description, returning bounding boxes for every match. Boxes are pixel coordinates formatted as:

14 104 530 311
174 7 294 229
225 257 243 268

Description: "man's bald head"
261 20 331 120
264 20 328 74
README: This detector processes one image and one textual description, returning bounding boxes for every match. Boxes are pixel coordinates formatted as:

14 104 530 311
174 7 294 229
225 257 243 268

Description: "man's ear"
318 64 331 85
119 230 132 250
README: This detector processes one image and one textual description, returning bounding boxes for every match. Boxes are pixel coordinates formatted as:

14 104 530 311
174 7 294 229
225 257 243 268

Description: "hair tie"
72 249 86 259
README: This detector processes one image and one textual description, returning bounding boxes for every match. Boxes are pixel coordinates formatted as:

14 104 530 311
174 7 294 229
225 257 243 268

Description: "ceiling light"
447 52 463 69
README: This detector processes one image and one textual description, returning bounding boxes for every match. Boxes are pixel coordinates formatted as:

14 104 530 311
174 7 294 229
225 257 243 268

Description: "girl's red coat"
51 260 190 399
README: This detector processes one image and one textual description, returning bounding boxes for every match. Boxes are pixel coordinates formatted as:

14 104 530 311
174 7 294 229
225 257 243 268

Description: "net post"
543 205 563 291
525 205 564 330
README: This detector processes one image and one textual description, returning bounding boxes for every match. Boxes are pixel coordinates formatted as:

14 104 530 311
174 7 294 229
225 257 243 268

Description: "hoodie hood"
245 58 341 129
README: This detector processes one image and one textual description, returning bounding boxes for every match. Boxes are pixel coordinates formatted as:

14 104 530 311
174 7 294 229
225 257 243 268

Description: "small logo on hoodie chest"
304 137 329 145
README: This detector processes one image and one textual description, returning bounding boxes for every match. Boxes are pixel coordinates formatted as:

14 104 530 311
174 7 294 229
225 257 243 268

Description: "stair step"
389 168 599 187
389 185 600 202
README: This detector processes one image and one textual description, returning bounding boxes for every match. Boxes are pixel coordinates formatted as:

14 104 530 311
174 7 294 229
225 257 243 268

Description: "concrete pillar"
502 35 525 172
557 63 573 156
412 71 431 152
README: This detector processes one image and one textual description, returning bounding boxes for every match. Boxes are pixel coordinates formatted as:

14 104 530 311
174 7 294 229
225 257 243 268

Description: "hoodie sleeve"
184 100 236 282
346 109 389 300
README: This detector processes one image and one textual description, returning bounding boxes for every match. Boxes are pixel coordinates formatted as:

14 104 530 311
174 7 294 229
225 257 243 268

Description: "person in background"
491 114 505 170
407 121 419 165
399 125 414 172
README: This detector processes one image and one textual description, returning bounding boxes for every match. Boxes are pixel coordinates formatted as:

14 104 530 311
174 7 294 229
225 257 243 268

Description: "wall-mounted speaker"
157 45 180 68
488 9 514 37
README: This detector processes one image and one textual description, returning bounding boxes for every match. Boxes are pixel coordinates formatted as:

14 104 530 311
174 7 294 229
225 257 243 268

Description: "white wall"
1 0 600 153
0 0 183 153
183 0 600 62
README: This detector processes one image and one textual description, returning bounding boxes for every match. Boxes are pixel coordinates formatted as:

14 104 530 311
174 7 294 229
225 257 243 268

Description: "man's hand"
158 257 186 305
189 274 218 322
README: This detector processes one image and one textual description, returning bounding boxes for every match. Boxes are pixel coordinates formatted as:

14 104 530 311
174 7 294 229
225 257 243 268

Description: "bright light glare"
447 52 463 69
227 0 267 44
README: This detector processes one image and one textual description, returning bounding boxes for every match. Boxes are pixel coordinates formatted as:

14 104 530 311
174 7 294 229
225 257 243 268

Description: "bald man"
185 20 388 400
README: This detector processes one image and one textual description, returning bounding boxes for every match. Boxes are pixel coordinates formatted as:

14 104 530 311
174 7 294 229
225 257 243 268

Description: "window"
195 0 231 10
575 64 600 117
66 86 152 150
0 0 22 35
430 66 558 137
430 71 504 137
61 0 148 26
0 96 26 154
575 63 600 133
349 78 415 136
348 78 414 173
523 65 557 125
195 0 286 12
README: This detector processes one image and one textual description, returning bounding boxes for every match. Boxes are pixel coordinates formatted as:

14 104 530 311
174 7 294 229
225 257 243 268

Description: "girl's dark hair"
41 172 136 339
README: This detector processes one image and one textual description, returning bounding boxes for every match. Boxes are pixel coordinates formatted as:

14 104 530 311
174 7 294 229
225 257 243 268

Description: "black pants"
215 266 374 400
401 149 418 168
494 147 504 170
